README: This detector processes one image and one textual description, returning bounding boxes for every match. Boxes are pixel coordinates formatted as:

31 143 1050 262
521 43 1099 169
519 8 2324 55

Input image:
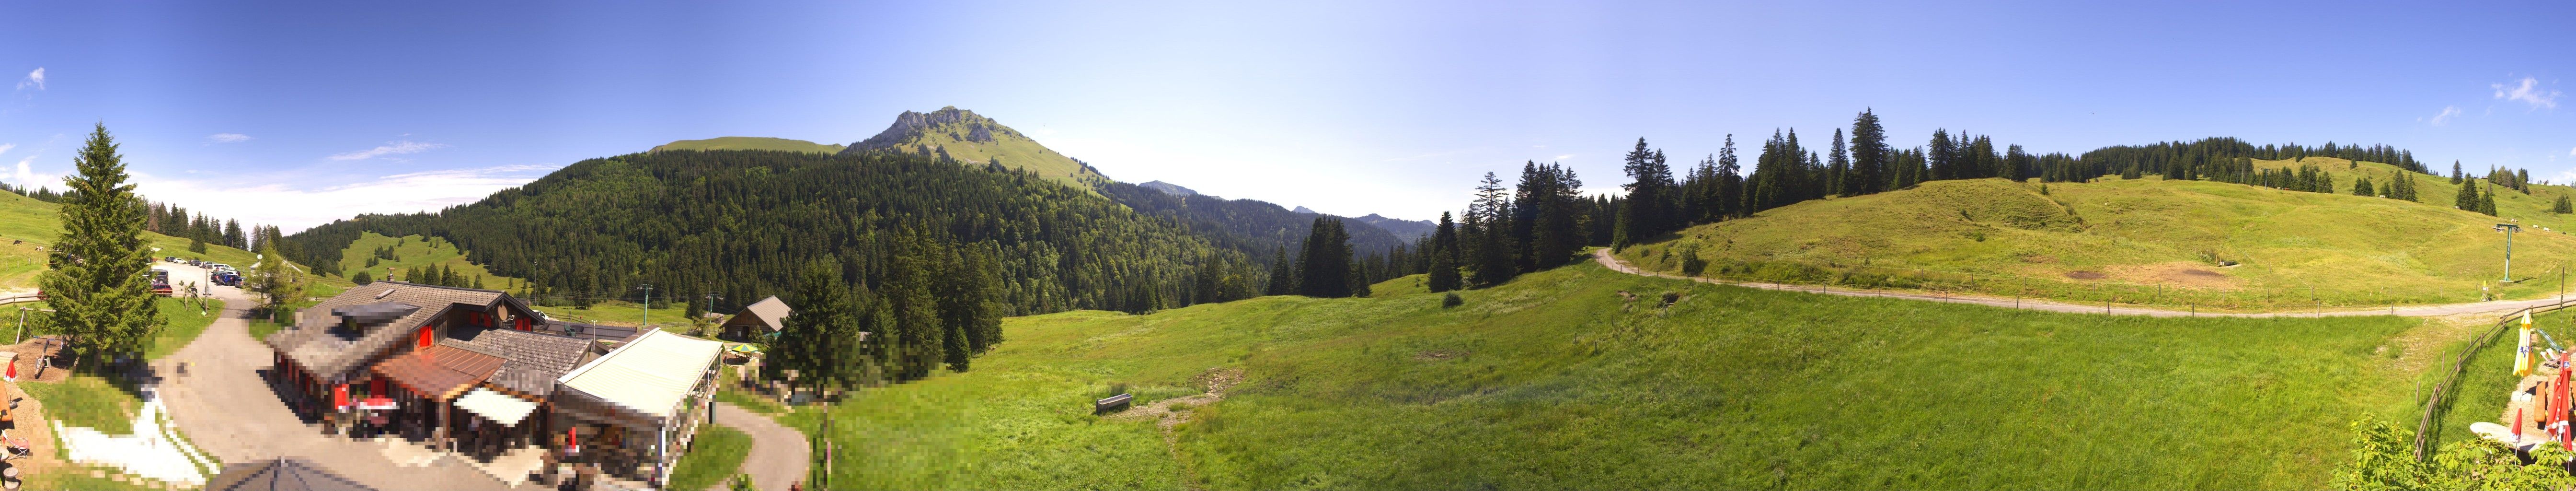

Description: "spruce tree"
2481 182 2500 216
2555 195 2573 214
2456 177 2480 210
1265 246 1294 296
2452 161 2464 184
1714 135 1743 219
1615 139 1675 249
40 124 164 365
1294 217 1353 298
2352 176 2373 196
1827 129 1851 197
1427 212 1461 292
1849 110 1887 195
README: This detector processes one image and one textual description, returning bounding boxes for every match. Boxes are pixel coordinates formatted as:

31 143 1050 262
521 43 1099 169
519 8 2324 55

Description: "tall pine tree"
40 124 163 364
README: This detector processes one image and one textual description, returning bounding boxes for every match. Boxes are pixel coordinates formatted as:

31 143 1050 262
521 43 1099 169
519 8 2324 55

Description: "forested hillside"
282 150 1270 315
1094 179 1416 264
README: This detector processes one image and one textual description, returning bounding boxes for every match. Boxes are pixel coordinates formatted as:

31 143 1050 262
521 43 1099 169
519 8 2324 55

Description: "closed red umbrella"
6 358 17 382
566 428 579 455
334 384 349 411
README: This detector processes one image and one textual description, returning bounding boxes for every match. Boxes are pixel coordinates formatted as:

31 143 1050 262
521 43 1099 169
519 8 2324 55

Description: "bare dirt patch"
2102 262 2242 289
1413 350 1467 362
1104 367 1242 491
2063 270 2107 280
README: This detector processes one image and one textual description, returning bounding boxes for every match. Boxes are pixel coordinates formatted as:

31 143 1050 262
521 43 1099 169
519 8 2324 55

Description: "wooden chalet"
718 295 792 341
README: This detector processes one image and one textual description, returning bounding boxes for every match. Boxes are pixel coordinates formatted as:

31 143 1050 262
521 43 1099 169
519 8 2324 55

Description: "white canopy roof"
554 329 724 421
456 387 539 427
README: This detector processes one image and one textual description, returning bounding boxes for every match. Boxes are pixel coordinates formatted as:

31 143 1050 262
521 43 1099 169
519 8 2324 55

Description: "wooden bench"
1095 393 1133 415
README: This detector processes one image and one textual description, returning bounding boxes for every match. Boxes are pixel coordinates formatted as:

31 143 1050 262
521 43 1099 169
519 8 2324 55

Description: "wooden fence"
2414 299 2576 460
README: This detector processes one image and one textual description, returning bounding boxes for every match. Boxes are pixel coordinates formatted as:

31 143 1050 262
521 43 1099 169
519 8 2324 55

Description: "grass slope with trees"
1615 157 2576 311
786 259 2427 490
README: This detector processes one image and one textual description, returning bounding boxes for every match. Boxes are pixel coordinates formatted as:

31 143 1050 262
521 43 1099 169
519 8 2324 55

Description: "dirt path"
711 403 808 491
1105 368 1242 491
1592 248 2571 318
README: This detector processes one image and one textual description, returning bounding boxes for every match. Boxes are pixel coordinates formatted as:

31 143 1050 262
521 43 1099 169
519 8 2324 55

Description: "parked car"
212 271 241 287
151 269 173 296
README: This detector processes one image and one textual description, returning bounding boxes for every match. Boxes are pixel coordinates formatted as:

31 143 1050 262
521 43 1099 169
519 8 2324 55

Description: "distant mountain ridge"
651 137 845 154
1352 214 1435 238
1139 180 1199 197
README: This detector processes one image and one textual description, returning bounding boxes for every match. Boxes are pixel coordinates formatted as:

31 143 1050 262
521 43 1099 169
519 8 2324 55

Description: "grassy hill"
0 191 263 292
333 232 526 290
781 260 2426 489
650 136 845 154
1616 159 2576 311
840 106 1105 187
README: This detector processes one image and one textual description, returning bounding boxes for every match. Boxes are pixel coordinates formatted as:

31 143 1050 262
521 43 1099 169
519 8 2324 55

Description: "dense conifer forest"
282 150 1270 316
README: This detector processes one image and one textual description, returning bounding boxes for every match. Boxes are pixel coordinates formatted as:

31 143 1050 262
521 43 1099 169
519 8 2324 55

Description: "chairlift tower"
2499 222 2522 282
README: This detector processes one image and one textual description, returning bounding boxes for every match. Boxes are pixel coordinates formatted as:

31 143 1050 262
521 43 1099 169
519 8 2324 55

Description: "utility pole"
2498 222 2521 282
636 284 655 327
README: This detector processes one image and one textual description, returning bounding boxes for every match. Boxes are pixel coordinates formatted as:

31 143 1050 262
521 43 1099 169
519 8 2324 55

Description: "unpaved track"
711 402 808 491
1591 249 2568 318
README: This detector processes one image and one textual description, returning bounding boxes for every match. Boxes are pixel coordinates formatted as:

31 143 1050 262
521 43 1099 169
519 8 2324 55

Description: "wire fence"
2411 300 2576 460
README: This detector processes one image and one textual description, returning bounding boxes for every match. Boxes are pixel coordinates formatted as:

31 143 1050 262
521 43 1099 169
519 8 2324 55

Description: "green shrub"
1441 292 1463 308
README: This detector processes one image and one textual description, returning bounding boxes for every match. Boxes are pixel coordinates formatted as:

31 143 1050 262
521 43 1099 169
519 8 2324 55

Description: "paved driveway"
152 271 519 491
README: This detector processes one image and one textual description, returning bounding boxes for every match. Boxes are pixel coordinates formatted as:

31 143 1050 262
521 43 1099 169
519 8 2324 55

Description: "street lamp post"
2499 223 2522 282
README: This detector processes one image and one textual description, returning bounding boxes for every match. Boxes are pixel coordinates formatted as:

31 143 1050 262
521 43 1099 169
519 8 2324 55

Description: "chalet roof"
443 326 594 398
269 282 515 380
555 330 724 423
727 295 792 332
206 458 378 491
370 344 505 400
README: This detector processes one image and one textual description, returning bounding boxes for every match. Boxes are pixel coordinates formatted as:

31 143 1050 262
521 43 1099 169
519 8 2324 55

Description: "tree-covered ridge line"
281 149 1269 317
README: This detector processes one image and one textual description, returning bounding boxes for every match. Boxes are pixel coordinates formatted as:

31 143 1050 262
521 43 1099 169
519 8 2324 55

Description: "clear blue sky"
0 1 2567 231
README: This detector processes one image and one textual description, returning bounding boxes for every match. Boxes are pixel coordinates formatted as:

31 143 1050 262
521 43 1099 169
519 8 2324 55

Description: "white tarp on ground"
54 386 215 486
555 330 722 421
455 387 538 427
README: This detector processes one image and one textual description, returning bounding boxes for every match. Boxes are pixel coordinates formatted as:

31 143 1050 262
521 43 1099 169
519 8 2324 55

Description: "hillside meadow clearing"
1618 167 2576 311
783 260 2434 490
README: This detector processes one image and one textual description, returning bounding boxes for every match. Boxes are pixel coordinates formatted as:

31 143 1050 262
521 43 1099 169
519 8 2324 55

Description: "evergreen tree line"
281 149 1253 318
1403 161 1608 292
767 228 1006 389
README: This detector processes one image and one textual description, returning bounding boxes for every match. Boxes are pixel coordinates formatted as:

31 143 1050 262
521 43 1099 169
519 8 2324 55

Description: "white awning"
456 387 539 427
555 330 724 422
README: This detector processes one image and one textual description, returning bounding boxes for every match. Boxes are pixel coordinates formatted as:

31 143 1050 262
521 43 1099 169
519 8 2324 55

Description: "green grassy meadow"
0 191 264 292
652 136 847 154
669 424 753 491
527 300 690 328
784 261 2430 490
332 232 527 290
1620 159 2576 311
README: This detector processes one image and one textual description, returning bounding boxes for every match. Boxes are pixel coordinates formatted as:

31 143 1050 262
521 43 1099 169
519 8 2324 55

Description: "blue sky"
0 1 2567 231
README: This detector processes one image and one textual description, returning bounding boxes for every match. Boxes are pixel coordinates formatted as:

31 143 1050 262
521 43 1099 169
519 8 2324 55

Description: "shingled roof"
370 344 505 400
443 325 596 398
267 282 516 381
729 295 792 332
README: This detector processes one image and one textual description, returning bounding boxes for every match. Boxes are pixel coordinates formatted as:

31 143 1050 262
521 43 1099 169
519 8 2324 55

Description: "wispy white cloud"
13 68 40 91
2495 77 2562 109
132 163 561 233
1552 154 1575 161
0 144 14 156
327 140 446 161
2430 105 2463 126
2567 146 2575 157
206 133 252 143
14 156 54 189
